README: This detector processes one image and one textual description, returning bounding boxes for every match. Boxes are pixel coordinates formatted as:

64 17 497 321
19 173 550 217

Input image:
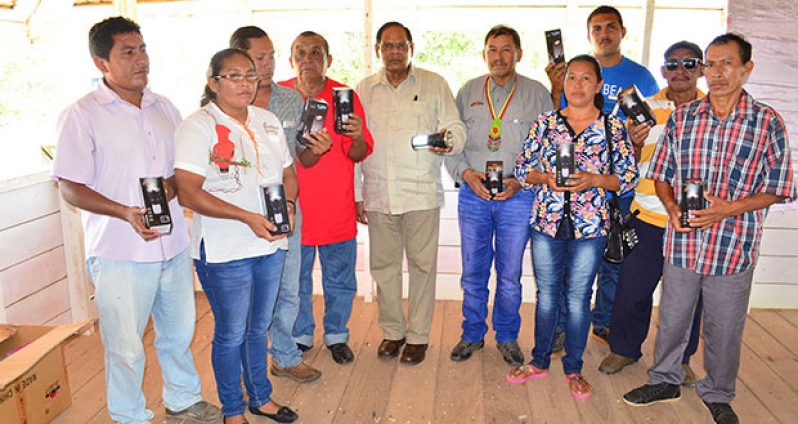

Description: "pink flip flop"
506 364 549 384
565 373 592 400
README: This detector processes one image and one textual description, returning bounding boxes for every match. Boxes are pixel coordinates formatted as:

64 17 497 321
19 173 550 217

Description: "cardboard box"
0 320 93 424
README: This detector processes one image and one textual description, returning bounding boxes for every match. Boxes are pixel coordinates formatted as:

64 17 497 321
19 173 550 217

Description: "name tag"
263 123 280 136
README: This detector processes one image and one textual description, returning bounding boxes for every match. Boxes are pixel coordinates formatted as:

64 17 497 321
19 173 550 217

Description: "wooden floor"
53 294 798 424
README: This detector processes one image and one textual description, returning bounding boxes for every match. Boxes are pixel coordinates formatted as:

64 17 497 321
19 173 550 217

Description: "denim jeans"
295 238 357 346
269 204 303 368
529 230 605 374
554 193 633 333
194 243 285 417
591 193 634 329
458 184 532 343
86 250 201 424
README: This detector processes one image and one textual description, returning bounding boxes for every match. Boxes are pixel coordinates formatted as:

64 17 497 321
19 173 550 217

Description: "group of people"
51 4 794 424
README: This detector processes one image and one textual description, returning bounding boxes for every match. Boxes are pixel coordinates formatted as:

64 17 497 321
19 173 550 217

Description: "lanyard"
485 75 518 150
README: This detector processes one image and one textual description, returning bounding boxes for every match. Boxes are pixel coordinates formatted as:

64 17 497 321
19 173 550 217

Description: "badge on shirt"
263 123 280 136
282 120 298 130
470 101 484 107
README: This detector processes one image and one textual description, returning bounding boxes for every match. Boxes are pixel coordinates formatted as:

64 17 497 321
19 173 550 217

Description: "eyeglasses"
379 42 411 52
212 73 260 83
664 58 701 71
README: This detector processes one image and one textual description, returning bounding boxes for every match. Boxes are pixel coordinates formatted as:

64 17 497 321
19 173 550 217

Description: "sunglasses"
664 57 701 71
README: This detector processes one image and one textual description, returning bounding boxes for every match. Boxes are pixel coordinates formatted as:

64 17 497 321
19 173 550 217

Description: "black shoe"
703 401 739 424
248 405 298 423
296 343 311 353
497 341 524 366
328 343 354 364
450 339 484 362
592 326 610 344
623 383 681 406
551 331 565 354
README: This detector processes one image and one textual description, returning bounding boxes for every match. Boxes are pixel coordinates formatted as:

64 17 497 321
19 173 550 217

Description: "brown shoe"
378 338 406 359
399 343 427 365
598 352 638 375
682 364 698 387
271 362 322 383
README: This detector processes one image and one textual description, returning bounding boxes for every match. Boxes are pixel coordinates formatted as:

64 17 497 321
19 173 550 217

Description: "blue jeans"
458 184 532 343
269 205 302 368
554 193 633 333
529 231 605 374
86 251 201 424
295 238 357 346
194 243 285 417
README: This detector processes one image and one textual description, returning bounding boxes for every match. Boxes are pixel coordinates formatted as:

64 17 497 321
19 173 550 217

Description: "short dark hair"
484 25 521 50
664 40 703 61
200 48 255 107
88 16 141 60
230 26 269 51
707 32 752 64
376 21 413 45
292 31 330 56
587 5 624 28
566 54 605 110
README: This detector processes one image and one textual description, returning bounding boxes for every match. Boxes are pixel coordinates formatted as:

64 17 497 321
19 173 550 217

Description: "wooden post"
113 0 137 21
59 195 97 323
641 0 655 68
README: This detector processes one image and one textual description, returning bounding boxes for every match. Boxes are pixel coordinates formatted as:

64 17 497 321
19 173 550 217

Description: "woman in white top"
174 48 298 424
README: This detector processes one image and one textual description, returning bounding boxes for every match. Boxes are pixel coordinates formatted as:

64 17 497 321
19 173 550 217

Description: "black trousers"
609 217 702 363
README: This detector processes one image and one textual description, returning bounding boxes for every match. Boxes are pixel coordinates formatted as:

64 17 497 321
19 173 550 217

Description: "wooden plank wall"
0 173 72 325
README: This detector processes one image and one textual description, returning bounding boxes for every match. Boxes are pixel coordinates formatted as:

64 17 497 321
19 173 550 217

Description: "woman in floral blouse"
507 55 638 400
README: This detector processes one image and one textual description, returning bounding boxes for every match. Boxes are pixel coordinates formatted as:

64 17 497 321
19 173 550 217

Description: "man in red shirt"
278 31 374 364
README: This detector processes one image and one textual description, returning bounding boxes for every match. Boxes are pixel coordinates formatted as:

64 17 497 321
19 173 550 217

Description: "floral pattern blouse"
514 111 639 239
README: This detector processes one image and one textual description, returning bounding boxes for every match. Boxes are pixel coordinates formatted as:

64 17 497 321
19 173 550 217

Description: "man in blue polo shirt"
546 5 658 351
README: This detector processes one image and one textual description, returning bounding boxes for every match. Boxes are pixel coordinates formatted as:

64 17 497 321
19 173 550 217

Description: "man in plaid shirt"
623 33 795 424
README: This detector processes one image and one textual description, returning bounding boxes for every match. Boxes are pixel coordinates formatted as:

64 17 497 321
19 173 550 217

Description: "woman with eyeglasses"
508 54 638 400
174 48 298 424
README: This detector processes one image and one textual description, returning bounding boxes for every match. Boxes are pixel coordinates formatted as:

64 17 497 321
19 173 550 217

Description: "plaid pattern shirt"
647 90 795 276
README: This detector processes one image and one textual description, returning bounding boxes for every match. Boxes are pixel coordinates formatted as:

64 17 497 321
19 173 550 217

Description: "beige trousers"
366 208 440 344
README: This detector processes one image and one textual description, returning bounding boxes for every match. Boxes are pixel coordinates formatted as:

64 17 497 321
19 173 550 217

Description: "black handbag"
602 115 639 263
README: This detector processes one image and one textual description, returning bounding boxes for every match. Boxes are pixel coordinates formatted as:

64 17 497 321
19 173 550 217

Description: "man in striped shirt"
623 34 795 424
599 41 705 383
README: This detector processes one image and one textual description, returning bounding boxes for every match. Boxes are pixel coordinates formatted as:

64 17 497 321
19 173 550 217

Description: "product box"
484 161 504 197
260 184 291 236
333 87 354 134
0 320 93 424
556 142 575 187
618 85 656 127
545 29 565 63
140 177 173 234
410 129 453 150
296 97 328 147
680 179 705 228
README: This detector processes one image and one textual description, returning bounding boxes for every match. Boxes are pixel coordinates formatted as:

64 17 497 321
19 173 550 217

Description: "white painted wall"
728 0 798 308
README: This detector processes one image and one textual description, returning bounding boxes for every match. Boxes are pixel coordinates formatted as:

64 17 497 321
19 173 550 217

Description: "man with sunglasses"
355 21 465 365
624 33 795 424
599 41 705 382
